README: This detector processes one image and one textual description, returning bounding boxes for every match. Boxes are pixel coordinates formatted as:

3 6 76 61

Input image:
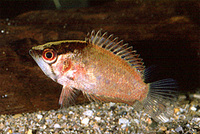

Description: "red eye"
42 49 57 63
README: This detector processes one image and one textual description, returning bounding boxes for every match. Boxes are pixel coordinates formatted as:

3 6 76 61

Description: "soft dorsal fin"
85 30 145 73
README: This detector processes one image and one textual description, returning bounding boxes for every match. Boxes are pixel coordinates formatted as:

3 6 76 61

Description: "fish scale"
29 30 177 122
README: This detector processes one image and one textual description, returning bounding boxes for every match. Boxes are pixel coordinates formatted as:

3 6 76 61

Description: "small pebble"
37 114 43 120
175 126 183 133
178 114 186 120
159 126 167 131
133 119 140 124
81 117 90 125
27 129 32 134
190 106 197 111
118 117 129 125
109 102 116 107
54 123 61 129
62 115 66 120
83 110 93 117
95 116 101 122
174 108 180 114
186 124 190 128
0 123 5 129
57 114 62 119
13 114 22 119
121 124 127 129
192 117 200 122
68 111 74 114
179 108 184 113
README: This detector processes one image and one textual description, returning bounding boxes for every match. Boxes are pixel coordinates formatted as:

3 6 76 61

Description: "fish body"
29 30 177 122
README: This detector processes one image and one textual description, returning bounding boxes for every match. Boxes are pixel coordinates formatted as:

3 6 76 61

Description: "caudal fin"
142 78 178 122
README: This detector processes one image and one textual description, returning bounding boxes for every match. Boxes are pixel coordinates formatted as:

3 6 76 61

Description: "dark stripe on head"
49 41 88 55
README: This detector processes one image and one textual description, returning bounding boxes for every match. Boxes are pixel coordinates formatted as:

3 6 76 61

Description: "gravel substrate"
0 94 200 133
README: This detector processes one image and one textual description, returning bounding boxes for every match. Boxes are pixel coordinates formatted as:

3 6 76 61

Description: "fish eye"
45 52 53 58
42 49 57 63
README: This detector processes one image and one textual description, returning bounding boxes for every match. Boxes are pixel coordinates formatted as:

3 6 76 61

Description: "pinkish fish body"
29 30 177 122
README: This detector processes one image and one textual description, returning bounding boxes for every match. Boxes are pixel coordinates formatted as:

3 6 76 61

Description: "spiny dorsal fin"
86 29 145 73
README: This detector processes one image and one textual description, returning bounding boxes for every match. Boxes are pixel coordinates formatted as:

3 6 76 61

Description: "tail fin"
142 78 178 122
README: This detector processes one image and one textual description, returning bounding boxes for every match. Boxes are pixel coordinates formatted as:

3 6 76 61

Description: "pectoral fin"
59 85 80 107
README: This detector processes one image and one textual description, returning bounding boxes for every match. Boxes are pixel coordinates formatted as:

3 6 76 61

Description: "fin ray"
100 34 114 48
59 86 80 107
107 39 121 51
86 29 145 73
116 46 133 56
141 78 177 122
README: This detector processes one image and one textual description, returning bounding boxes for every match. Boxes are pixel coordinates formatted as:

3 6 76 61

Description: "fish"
29 30 177 122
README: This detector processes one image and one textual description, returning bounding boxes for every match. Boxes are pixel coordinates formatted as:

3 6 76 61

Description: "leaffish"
29 30 177 122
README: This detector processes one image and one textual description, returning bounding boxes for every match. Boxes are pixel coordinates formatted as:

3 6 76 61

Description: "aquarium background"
0 0 113 19
0 0 199 116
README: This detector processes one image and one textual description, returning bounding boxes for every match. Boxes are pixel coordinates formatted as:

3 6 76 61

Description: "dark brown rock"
0 0 199 114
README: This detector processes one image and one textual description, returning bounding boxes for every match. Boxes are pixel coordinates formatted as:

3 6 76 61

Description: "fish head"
29 40 87 84
29 43 59 82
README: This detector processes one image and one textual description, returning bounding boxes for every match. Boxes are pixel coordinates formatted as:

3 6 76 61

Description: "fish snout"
29 49 33 56
29 49 36 58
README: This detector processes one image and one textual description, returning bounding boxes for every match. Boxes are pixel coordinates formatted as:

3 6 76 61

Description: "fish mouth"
29 49 34 57
29 49 39 64
29 49 57 81
29 49 35 58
